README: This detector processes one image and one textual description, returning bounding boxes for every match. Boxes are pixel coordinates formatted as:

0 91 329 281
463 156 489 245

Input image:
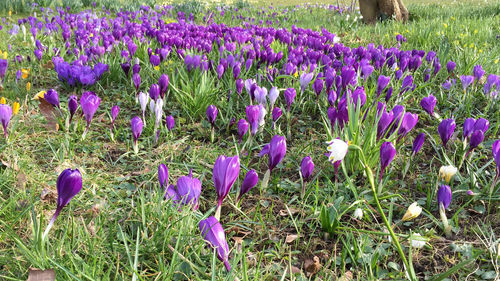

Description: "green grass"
0 0 499 280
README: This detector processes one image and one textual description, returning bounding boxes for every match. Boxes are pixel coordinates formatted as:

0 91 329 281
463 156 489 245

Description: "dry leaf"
96 113 106 123
26 268 55 281
17 172 27 189
42 60 54 69
304 256 322 276
285 234 298 243
40 187 56 201
279 208 300 216
87 220 96 236
338 271 353 281
287 265 302 275
232 236 244 253
38 99 59 131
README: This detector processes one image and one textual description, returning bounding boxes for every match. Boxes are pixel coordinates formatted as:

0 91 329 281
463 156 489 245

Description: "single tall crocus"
166 115 175 131
236 169 258 203
237 118 248 144
269 87 279 109
131 116 143 154
110 105 119 141
206 105 218 142
246 105 260 136
159 74 169 99
396 113 418 142
176 169 202 209
42 168 82 240
300 156 314 198
158 163 168 189
379 142 396 182
0 58 7 86
412 133 425 156
437 184 452 237
259 135 287 190
300 72 314 93
0 104 13 138
420 95 437 117
199 216 231 271
68 95 78 124
213 155 240 220
460 75 474 91
80 91 101 140
138 92 148 126
44 89 60 108
438 118 456 148
272 107 282 130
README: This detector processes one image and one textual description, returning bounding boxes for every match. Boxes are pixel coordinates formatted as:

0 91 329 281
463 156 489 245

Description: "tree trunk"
359 0 409 24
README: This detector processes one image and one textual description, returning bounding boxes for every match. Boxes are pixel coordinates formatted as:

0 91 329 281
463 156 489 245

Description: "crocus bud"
466 130 484 157
438 118 456 148
420 95 437 116
149 83 160 101
380 142 396 180
237 169 258 202
397 113 418 142
68 95 78 124
284 88 296 112
313 78 323 97
237 118 248 144
437 184 452 209
246 105 260 136
402 202 422 221
158 163 168 189
412 133 425 156
0 104 13 138
235 79 244 95
45 89 60 108
299 72 314 93
159 74 169 98
439 165 457 183
259 135 287 172
326 139 348 163
111 105 119 125
131 116 143 154
133 73 141 92
166 115 175 131
199 216 231 271
176 169 202 209
376 75 390 97
410 233 426 249
473 118 489 133
300 156 314 182
446 61 455 74
492 140 500 180
121 62 130 77
139 92 148 124
268 86 279 109
43 168 82 240
206 105 218 125
213 155 240 220
463 118 475 139
80 91 101 139
353 208 363 220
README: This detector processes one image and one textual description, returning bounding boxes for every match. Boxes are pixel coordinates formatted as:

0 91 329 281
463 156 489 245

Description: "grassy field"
0 0 499 280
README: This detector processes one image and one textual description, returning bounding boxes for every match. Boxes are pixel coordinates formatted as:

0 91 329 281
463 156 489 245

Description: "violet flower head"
199 216 231 271
312 78 324 97
437 185 452 209
206 105 218 126
246 105 260 136
420 95 437 116
300 72 314 93
80 91 101 138
460 75 474 91
121 62 130 77
237 118 248 144
166 115 175 131
493 140 500 178
111 105 120 124
272 107 282 122
68 95 78 124
0 59 8 84
237 169 258 202
284 88 296 111
158 163 168 189
44 89 60 108
376 75 390 97
149 83 160 101
469 130 484 150
259 135 287 172
473 118 489 133
133 73 141 92
269 87 279 108
446 61 456 74
213 155 240 217
159 74 169 98
131 116 143 153
176 169 202 209
56 168 83 210
463 118 476 139
438 118 456 147
473 65 485 82
300 156 314 181
412 133 426 156
380 142 396 180
0 104 13 138
397 113 418 142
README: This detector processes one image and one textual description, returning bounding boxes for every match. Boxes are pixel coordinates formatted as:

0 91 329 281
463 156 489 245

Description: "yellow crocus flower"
21 69 30 79
2 52 6 59
154 66 160 71
26 82 31 92
0 97 6 104
33 90 46 100
13 102 20 115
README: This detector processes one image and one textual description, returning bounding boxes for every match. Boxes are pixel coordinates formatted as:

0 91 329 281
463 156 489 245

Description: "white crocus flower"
402 202 422 222
326 139 349 162
353 208 363 220
138 92 149 125
439 165 458 183
410 233 426 249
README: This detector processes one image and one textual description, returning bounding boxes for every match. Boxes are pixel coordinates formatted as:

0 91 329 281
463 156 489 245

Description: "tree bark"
359 0 409 24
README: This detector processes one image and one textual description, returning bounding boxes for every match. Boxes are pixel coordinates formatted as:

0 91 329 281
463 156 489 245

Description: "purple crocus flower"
460 75 474 91
301 156 314 181
376 75 390 97
246 105 260 136
133 73 141 92
446 61 456 74
237 169 258 202
493 140 500 179
0 59 8 85
420 95 437 116
43 168 82 239
158 163 168 189
131 116 143 153
166 115 175 131
467 130 484 154
397 113 418 142
463 118 475 139
213 155 240 219
216 64 224 80
237 118 248 144
272 107 282 129
0 104 13 138
199 216 231 271
473 65 485 82
438 119 456 147
44 89 60 108
68 95 78 124
176 169 202 209
328 90 337 106
473 118 489 133
159 74 169 99
312 78 323 98
412 133 425 156
149 84 160 101
268 87 279 109
380 142 396 180
284 88 296 112
111 105 119 125
259 135 287 172
206 105 218 126
300 72 314 93
121 62 130 77
377 110 394 140
400 75 414 94
437 184 452 209
235 79 244 95
80 92 101 139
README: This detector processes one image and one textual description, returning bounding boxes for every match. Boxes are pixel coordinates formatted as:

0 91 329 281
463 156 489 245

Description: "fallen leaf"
26 268 55 281
96 113 106 123
338 271 353 281
17 172 27 189
232 236 244 253
287 265 302 275
304 256 322 276
279 208 299 216
38 99 59 131
40 187 56 201
285 234 298 243
87 220 96 236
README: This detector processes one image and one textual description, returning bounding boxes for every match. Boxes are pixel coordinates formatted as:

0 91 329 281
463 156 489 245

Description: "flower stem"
439 203 452 237
42 207 62 242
